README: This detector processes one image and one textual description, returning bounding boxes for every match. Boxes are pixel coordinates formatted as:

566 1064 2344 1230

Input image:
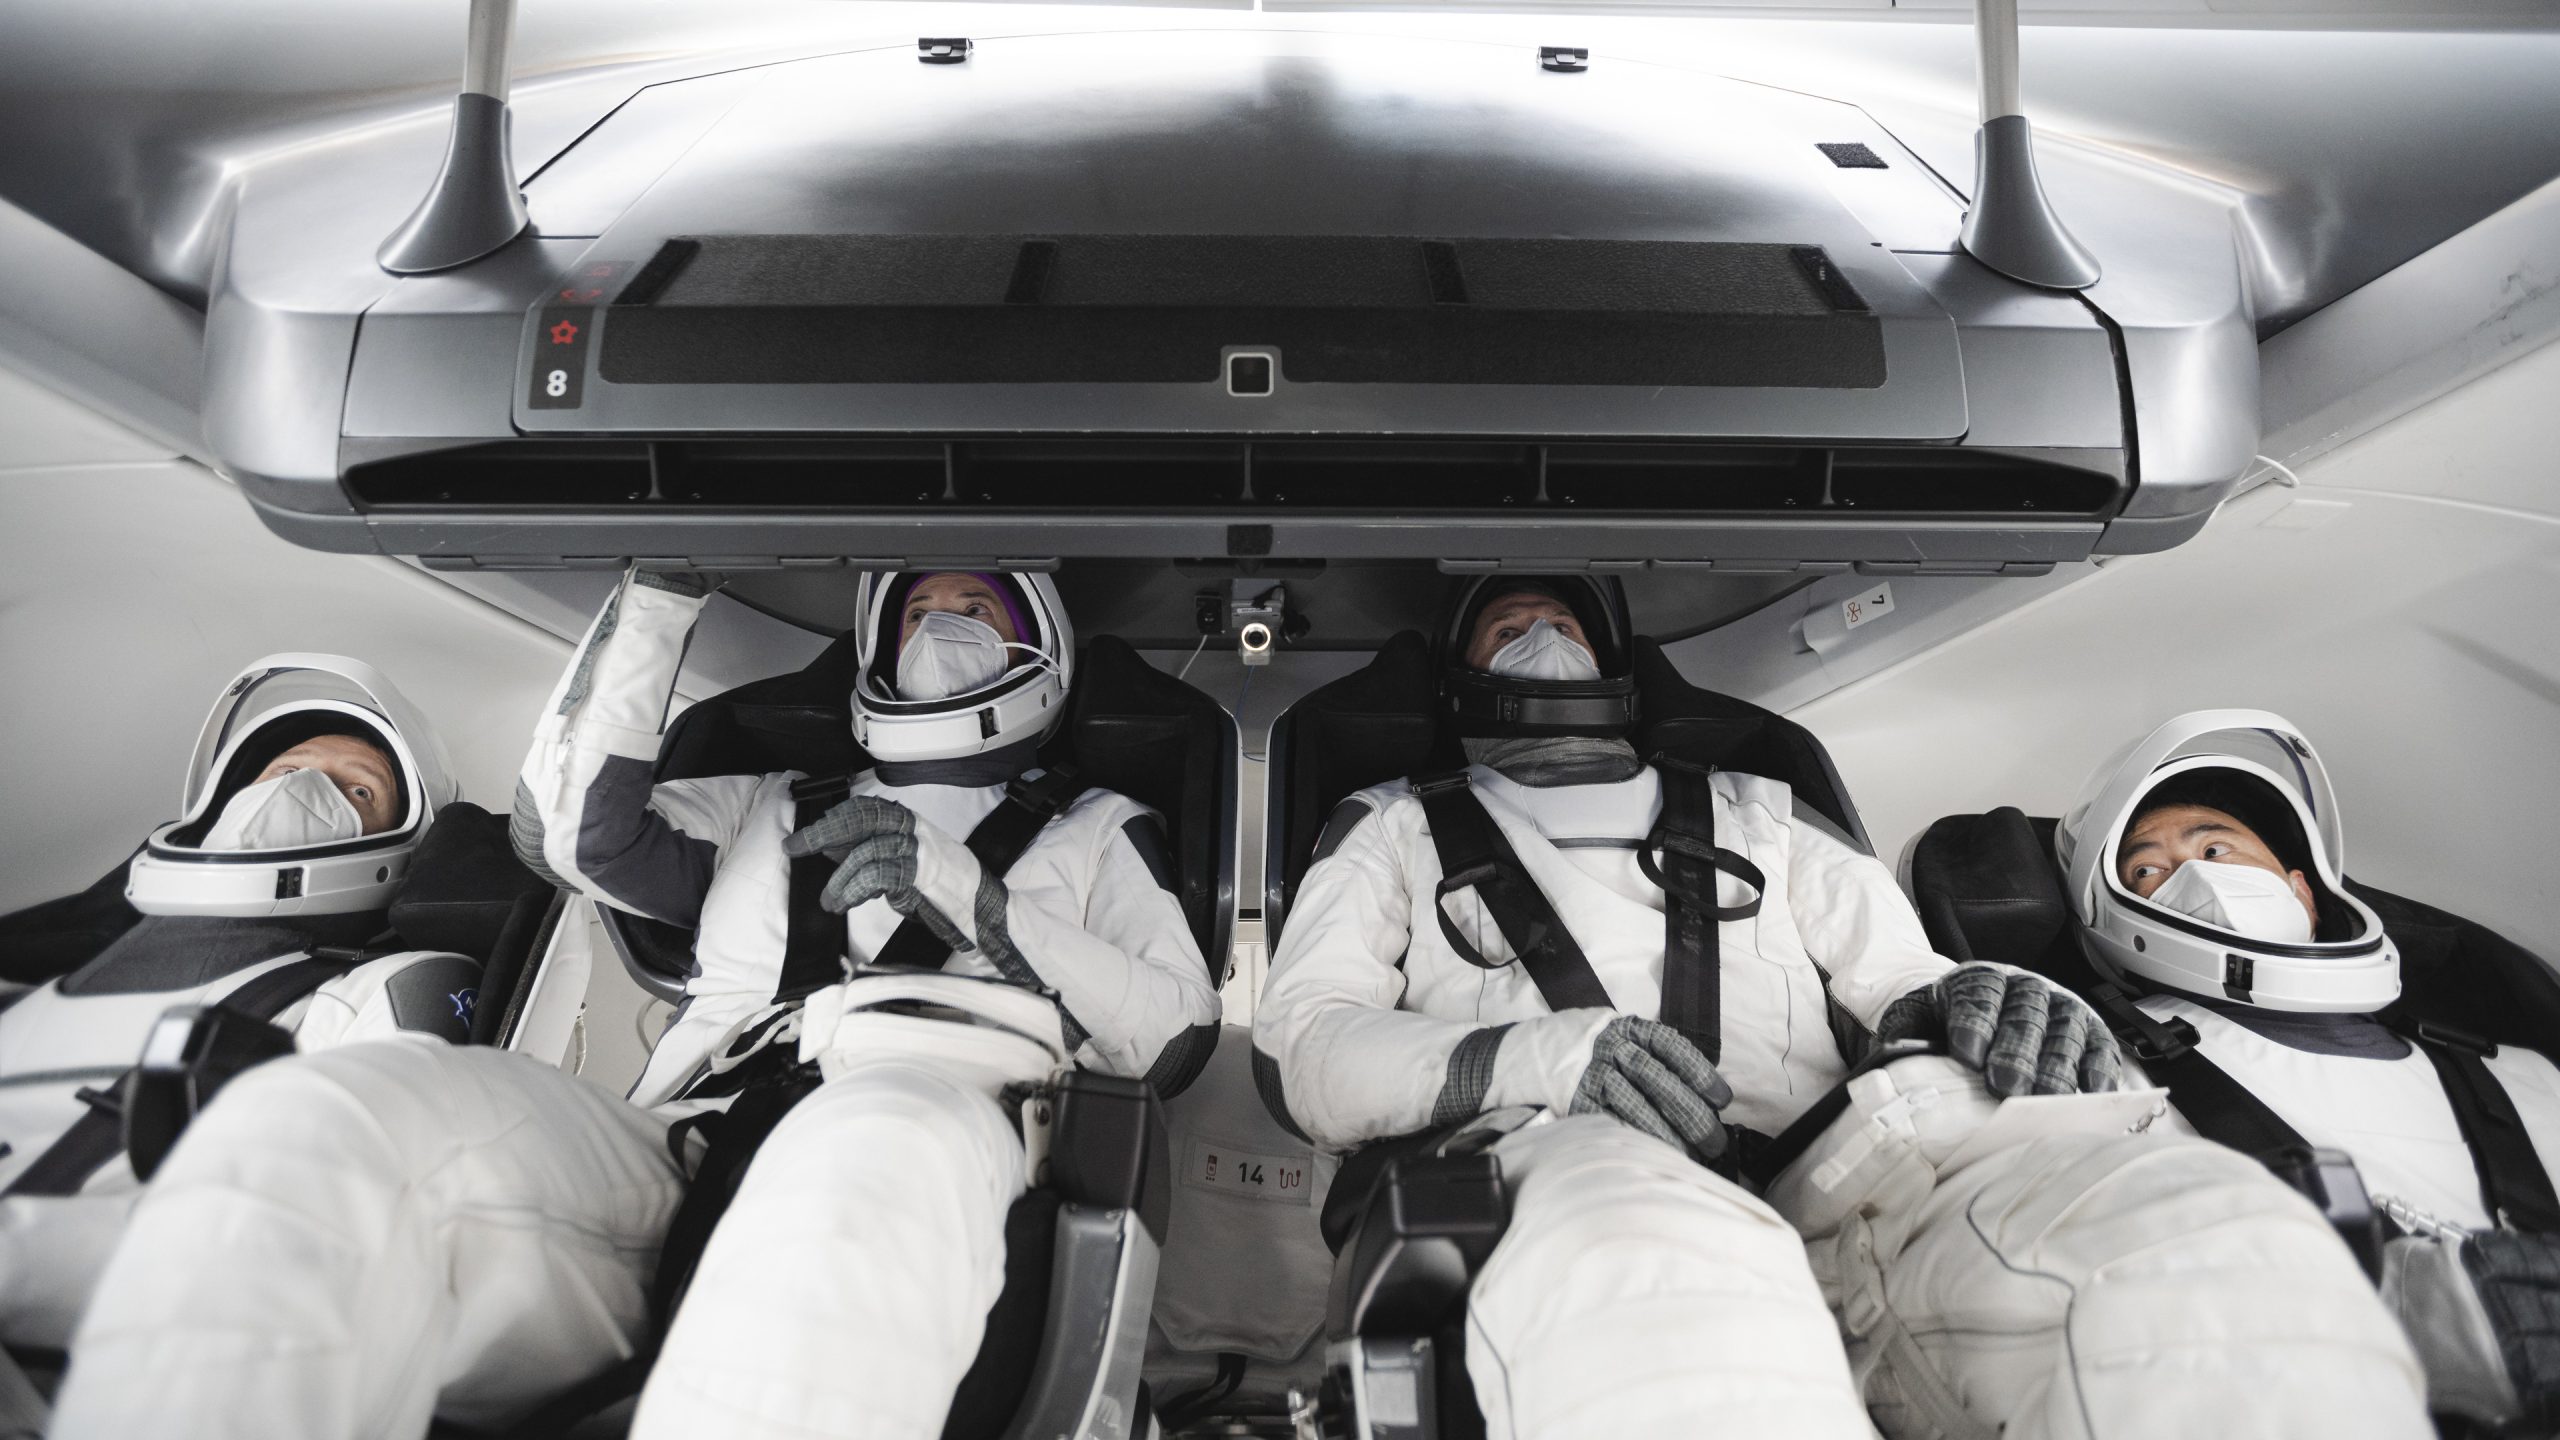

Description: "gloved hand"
2384 1229 2560 1430
2463 1232 2560 1430
627 564 722 599
782 795 987 953
1566 1016 1734 1165
1876 961 2122 1098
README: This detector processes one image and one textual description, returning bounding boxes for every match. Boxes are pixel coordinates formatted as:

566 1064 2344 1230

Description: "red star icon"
549 320 581 346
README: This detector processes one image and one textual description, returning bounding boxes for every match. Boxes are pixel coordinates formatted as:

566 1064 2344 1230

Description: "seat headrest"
1629 637 1869 852
1905 808 2074 967
389 802 556 961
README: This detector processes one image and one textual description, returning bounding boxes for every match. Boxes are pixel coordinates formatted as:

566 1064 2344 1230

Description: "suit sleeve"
510 568 759 927
287 950 484 1049
1249 793 1612 1151
1786 804 1957 1034
933 796 1224 1093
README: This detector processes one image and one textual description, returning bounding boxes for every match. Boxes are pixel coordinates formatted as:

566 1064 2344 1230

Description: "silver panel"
2259 174 2560 469
508 31 1969 442
1895 251 2118 449
348 238 592 438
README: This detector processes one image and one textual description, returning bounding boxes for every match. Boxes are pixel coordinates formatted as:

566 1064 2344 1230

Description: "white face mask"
2149 859 2315 944
203 766 364 851
1486 619 1600 684
895 610 1030 702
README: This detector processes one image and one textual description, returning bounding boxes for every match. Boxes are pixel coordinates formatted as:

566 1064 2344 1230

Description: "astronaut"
2059 710 2560 1431
0 655 480 1353
48 568 1218 1440
1253 579 2430 1440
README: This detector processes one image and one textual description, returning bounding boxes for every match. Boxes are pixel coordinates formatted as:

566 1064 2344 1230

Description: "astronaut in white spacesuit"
50 569 1219 1440
0 655 481 1355
2059 710 2560 1431
1252 579 2430 1440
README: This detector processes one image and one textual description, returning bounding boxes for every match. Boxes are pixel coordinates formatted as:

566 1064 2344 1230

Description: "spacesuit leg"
632 1055 1028 1440
1462 1114 1873 1440
50 1040 683 1440
1772 1058 2429 1440
0 1188 139 1349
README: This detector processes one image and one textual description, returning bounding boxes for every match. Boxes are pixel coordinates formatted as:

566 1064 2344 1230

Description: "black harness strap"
780 769 1092 994
872 767 1091 971
2413 1023 2560 1234
3 953 351 1199
1413 772 1611 1014
778 774 857 1001
1638 757 1763 1065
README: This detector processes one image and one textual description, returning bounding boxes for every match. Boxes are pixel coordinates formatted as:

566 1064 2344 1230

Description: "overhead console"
211 29 2241 574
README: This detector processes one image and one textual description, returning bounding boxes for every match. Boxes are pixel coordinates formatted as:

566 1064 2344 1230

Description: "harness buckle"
1411 772 1474 800
2129 1015 2200 1063
2415 1019 2496 1056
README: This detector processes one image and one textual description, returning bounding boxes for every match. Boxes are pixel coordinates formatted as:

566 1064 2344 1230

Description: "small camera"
1231 585 1287 667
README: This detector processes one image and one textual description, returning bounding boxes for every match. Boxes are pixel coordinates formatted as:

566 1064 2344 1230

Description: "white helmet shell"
2057 709 2397 1013
126 654 458 918
850 571 1074 762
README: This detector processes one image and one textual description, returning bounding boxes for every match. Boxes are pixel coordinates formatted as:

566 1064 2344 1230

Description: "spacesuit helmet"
2056 709 2397 1013
851 570 1075 762
1434 574 1636 739
126 654 459 919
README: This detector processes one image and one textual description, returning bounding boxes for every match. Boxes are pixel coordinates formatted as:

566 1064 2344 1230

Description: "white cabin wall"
1792 334 2560 953
0 367 580 914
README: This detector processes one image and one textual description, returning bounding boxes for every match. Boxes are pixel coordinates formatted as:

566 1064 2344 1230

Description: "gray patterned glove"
781 795 985 953
1570 1016 1734 1164
2466 1232 2560 1430
1877 961 2122 1098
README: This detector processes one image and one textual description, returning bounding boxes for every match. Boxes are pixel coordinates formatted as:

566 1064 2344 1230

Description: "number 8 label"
545 369 569 398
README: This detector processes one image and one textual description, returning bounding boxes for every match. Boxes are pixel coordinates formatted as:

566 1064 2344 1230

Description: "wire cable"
1176 631 1211 680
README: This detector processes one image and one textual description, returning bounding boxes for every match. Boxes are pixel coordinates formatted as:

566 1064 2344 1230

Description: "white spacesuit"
49 571 1218 1440
2057 710 2560 1430
1253 580 2429 1440
0 655 481 1354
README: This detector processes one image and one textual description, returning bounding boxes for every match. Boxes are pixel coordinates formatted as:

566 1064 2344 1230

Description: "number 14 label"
1183 1136 1310 1207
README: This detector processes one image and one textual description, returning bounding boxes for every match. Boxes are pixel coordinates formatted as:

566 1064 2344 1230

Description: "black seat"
1261 628 1878 1440
389 800 568 1046
1265 625 1874 939
573 627 1235 1440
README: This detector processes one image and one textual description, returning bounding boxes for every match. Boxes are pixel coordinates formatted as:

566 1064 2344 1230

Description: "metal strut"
378 0 529 275
1958 0 2101 291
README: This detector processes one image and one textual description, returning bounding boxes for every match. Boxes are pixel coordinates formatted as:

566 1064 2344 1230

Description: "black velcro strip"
615 239 700 308
1817 142 1888 170
1790 247 1869 314
1004 240 1058 306
1422 241 1470 305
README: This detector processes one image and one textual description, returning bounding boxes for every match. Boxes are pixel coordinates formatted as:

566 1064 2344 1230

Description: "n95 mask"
203 766 364 851
2150 859 2314 944
1486 620 1600 684
896 611 1016 702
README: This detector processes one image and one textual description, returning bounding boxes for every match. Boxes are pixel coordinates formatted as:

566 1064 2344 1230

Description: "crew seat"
574 626 1240 1440
1258 626 1876 1440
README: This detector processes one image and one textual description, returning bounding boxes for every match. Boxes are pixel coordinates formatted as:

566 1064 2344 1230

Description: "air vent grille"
348 438 2117 517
